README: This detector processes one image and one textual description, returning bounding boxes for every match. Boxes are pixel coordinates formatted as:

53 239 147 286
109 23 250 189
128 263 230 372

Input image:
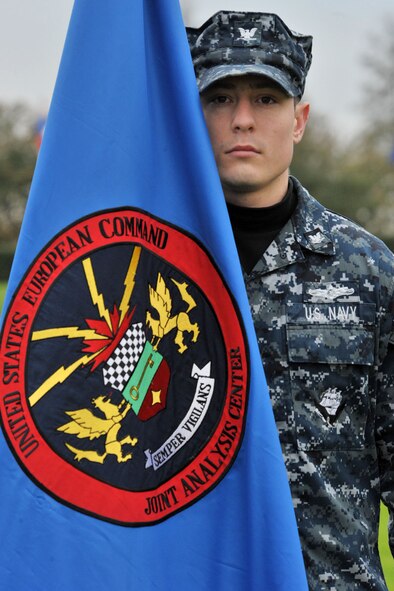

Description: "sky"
1 0 393 140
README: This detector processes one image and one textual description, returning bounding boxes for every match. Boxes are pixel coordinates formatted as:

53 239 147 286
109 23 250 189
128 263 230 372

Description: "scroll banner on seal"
145 363 215 471
0 1 308 590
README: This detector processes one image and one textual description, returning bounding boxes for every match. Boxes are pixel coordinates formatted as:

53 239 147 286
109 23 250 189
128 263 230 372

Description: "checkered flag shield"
103 322 146 391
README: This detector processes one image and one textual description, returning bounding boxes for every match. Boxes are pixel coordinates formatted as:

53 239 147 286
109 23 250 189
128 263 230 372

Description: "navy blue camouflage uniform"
187 11 394 588
246 177 394 590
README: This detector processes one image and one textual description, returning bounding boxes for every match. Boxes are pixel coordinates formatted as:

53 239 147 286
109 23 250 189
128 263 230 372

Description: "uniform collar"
248 177 335 276
291 177 336 256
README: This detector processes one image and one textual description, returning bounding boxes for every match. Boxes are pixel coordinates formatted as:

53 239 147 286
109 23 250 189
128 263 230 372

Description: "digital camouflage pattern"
186 11 312 96
246 177 394 590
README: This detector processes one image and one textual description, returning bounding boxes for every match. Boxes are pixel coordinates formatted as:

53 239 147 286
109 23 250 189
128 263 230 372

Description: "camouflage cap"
186 11 312 97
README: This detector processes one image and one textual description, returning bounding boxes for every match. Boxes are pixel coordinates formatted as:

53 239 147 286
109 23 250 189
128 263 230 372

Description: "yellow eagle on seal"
58 396 137 464
146 273 200 353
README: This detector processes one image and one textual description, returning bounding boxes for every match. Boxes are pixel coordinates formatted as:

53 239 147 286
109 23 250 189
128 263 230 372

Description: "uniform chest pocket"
286 304 376 452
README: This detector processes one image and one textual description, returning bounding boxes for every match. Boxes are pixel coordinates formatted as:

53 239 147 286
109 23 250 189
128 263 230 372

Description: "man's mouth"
226 145 260 155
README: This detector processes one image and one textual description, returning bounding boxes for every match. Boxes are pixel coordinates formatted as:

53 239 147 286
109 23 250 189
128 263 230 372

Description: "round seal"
0 208 249 524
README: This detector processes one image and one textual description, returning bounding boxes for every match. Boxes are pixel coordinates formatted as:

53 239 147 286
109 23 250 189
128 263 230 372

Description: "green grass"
0 281 7 313
0 281 392 586
380 505 394 590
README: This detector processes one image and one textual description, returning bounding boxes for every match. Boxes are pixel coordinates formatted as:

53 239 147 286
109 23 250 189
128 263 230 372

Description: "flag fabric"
0 1 308 590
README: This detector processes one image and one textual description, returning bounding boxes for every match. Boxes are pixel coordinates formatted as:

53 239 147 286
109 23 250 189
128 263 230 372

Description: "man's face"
200 75 309 206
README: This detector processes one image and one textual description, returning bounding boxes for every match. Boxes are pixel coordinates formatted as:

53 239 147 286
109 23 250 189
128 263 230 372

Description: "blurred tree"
291 112 339 201
292 120 394 246
292 18 394 248
360 17 394 156
0 103 37 244
355 17 394 242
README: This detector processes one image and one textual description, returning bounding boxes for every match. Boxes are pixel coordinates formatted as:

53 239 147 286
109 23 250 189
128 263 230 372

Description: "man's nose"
232 98 255 131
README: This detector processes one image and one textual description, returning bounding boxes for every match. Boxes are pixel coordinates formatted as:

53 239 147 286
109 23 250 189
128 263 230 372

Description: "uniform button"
280 252 287 259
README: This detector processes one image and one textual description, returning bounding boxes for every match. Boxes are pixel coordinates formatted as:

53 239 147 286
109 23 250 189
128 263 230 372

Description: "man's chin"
222 178 262 194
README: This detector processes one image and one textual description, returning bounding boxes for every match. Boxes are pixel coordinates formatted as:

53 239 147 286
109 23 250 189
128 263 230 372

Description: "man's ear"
293 101 310 144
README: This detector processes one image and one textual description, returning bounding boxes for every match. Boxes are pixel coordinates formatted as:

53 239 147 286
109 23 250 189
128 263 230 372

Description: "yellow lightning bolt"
29 349 104 407
118 246 142 325
29 247 142 406
31 327 107 341
82 258 112 330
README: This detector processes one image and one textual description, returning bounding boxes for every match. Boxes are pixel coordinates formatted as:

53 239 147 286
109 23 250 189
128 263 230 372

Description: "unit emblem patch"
0 208 248 525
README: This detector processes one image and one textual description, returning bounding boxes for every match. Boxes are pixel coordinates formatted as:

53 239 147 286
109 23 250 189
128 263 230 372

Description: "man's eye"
210 95 231 104
201 93 230 107
257 96 276 105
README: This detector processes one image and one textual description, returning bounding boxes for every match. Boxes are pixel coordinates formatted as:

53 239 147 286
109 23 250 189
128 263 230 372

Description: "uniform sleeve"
376 322 394 556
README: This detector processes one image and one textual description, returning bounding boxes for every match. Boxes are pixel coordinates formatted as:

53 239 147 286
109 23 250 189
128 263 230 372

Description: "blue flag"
0 1 307 589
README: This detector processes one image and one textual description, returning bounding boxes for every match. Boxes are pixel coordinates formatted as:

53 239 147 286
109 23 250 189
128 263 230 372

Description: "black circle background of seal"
26 242 227 492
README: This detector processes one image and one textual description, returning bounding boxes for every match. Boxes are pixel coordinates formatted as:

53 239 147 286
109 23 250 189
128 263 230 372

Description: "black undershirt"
227 179 297 274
